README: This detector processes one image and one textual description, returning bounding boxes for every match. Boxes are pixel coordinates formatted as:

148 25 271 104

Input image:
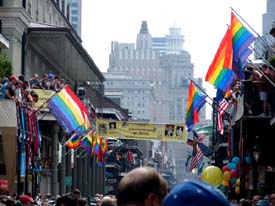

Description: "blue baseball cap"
163 180 230 206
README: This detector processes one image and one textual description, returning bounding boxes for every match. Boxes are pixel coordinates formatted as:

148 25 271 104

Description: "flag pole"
230 7 275 57
230 7 261 38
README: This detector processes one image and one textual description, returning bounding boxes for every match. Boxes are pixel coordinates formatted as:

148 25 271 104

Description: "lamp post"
252 143 261 196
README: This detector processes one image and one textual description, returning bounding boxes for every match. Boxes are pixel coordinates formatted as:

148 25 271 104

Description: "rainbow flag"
48 85 91 134
205 28 235 92
231 11 255 79
101 138 108 154
93 137 101 155
80 132 93 156
66 132 82 149
185 81 206 131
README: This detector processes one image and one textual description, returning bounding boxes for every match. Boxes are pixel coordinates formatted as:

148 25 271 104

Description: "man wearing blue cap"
163 180 230 206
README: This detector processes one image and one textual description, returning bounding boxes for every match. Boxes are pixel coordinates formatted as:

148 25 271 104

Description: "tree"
0 53 13 79
269 56 275 69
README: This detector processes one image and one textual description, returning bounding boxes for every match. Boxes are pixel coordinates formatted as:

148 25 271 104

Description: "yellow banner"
32 89 56 111
96 119 187 142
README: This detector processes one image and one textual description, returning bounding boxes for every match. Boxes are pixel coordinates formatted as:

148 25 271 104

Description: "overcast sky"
81 0 266 118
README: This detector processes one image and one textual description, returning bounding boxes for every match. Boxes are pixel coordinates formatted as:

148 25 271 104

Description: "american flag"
189 132 204 171
217 99 229 135
189 145 204 171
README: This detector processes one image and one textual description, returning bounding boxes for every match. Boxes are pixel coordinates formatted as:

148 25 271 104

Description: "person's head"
77 198 87 206
19 195 33 206
240 199 252 206
33 74 39 80
18 74 24 81
9 76 17 85
30 91 39 103
117 166 168 206
100 196 117 206
252 195 261 205
73 189 81 199
61 193 77 206
162 180 230 206
264 194 271 202
41 199 49 206
270 27 275 38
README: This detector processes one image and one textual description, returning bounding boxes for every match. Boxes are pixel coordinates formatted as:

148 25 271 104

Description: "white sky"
81 0 267 118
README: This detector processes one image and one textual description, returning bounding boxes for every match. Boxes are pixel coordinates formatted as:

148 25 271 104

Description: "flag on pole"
80 130 95 156
205 28 235 92
65 132 82 149
48 85 91 134
189 145 204 171
217 98 230 135
230 11 256 79
185 81 206 131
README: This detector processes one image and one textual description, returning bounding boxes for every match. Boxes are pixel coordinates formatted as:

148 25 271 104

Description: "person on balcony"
1 75 17 101
30 74 43 89
253 64 272 116
241 66 255 115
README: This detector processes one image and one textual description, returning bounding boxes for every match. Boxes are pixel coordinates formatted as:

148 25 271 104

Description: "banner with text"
32 89 56 111
96 119 187 142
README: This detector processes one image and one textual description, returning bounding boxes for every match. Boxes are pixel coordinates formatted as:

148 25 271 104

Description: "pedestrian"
162 180 230 206
100 196 117 206
116 166 168 206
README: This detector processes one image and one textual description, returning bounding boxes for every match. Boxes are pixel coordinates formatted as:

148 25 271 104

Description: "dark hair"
117 166 167 206
73 189 80 195
77 198 87 206
270 27 275 35
61 193 77 206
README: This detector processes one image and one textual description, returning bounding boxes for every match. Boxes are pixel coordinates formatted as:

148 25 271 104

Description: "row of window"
118 50 156 60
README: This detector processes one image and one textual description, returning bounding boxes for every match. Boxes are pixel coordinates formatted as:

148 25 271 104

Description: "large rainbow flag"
205 28 235 92
48 85 91 134
185 81 206 131
231 11 255 79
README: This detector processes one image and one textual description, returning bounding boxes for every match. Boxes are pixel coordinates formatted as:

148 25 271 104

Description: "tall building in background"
69 0 82 37
105 21 206 183
255 0 275 59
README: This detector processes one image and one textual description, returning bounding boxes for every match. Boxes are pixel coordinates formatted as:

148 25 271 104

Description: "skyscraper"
69 0 82 37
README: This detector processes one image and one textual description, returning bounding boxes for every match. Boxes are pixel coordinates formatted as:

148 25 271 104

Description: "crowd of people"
232 63 275 117
0 73 65 109
0 166 274 206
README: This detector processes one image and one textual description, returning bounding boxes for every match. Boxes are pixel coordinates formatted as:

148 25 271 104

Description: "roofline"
27 26 105 82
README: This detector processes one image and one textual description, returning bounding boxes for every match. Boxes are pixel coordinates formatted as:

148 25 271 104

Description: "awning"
27 22 104 86
0 33 9 49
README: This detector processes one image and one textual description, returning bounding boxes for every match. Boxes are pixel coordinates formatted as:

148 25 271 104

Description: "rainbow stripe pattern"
185 81 207 131
48 85 91 134
80 136 92 156
231 11 255 79
66 133 82 149
205 28 235 92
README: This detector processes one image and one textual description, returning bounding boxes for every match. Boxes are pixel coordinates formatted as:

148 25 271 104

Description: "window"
72 10 78 14
72 16 78 22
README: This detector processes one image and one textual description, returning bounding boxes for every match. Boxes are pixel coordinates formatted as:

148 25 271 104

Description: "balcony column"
50 122 59 196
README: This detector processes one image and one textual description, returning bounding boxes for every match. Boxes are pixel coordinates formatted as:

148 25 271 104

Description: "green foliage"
269 56 275 68
0 53 13 79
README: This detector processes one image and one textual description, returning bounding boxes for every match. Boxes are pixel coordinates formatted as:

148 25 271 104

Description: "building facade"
69 0 82 37
0 0 105 197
